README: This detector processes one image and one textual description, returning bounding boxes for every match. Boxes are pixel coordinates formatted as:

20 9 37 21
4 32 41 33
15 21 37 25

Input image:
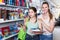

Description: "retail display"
0 0 30 7
0 0 29 40
9 12 19 20
9 22 20 34
0 23 20 40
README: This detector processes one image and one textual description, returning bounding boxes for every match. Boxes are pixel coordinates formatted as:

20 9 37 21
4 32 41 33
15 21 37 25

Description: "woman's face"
28 9 36 18
42 4 49 14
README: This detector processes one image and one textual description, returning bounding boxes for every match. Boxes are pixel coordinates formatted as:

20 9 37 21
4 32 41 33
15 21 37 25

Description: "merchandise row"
0 0 29 7
0 9 28 20
0 23 22 40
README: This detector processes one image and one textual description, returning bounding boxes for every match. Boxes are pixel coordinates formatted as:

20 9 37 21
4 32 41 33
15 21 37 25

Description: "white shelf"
0 4 28 10
0 19 24 24
0 4 18 8
3 33 18 40
19 6 29 9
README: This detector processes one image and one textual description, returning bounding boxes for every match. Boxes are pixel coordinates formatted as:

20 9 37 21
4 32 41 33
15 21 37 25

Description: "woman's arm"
45 19 55 33
40 17 55 33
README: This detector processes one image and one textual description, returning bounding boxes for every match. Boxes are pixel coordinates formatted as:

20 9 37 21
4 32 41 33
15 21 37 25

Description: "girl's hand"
31 30 43 34
29 30 34 33
29 30 39 34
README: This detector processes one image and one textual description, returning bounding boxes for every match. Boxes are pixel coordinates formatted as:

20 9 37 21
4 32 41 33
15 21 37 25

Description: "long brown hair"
42 2 53 20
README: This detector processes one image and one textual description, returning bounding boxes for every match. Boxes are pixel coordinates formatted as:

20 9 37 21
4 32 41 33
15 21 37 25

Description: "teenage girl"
24 7 42 40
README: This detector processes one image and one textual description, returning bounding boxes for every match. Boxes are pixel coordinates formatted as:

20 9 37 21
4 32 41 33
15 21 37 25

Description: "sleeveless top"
38 14 55 35
26 21 39 36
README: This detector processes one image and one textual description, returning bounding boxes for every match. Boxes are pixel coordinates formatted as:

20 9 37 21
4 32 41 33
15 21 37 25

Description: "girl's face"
42 4 49 14
28 9 36 18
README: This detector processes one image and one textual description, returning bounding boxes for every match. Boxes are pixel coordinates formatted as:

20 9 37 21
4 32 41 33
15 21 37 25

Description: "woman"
24 7 42 40
38 2 55 40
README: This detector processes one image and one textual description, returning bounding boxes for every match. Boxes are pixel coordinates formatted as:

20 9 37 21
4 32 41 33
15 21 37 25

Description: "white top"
38 14 55 35
26 21 39 36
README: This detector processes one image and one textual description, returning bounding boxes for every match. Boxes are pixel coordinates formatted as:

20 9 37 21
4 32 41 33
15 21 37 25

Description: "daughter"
24 7 42 40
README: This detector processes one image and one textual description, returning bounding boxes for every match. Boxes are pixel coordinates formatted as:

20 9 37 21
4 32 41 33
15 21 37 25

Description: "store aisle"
53 26 60 40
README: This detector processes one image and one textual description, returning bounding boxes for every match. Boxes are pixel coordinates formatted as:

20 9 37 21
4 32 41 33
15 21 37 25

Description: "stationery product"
0 0 4 3
22 0 25 6
9 24 18 34
13 24 18 33
9 12 19 20
4 0 8 5
8 0 13 5
12 0 15 5
1 26 10 36
32 29 40 32
1 9 7 20
31 28 40 32
19 0 22 6
0 28 3 40
25 0 29 7
0 0 3 3
0 9 1 19
9 25 16 34
19 10 24 18
15 0 19 6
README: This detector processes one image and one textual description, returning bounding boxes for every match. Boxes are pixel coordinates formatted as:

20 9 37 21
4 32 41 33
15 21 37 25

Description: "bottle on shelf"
0 9 7 20
25 0 29 8
9 12 19 20
4 0 8 5
15 0 20 6
8 0 13 5
19 10 24 19
0 0 5 5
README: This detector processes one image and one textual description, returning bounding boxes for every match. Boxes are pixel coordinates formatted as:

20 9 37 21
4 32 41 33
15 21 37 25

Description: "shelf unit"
0 19 23 40
3 33 18 40
3 27 21 40
0 2 28 40
0 0 28 40
0 4 28 10
0 19 24 24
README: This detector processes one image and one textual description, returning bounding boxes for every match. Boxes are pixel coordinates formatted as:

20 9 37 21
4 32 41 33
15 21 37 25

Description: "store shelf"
0 19 24 24
0 4 28 10
19 6 29 9
0 4 18 8
3 33 18 40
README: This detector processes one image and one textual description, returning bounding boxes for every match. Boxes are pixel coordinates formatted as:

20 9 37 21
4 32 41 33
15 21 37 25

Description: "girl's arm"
32 19 43 34
22 18 27 31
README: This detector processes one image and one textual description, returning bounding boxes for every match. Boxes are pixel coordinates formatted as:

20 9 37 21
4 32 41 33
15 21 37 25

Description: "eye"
45 7 48 8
